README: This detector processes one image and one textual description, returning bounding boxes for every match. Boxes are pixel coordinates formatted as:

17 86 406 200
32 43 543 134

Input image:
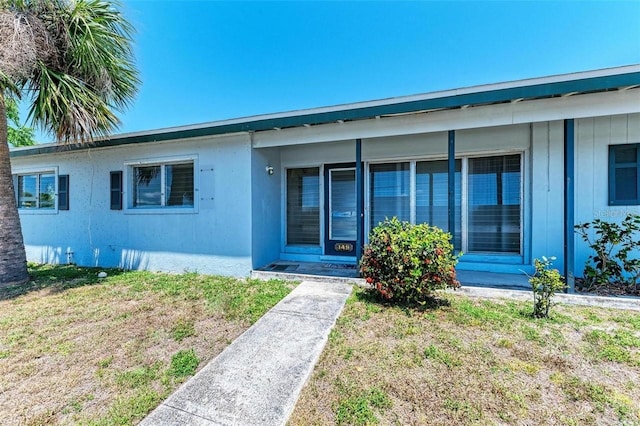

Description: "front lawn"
289 287 640 425
0 264 294 425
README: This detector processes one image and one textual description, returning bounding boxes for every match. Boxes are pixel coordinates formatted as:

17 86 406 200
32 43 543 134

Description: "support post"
448 130 456 249
356 138 364 266
564 119 575 293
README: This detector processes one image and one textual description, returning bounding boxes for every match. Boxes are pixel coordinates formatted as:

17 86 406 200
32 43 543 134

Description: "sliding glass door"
468 155 521 254
368 154 521 256
416 160 461 250
369 163 410 230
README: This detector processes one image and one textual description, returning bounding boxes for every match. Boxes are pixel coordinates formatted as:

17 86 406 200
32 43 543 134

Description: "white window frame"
13 167 59 214
124 155 198 214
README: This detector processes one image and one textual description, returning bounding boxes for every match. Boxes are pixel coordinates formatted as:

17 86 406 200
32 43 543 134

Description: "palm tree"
0 0 139 286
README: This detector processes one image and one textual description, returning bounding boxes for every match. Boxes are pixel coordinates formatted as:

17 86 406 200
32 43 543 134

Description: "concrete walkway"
141 280 352 426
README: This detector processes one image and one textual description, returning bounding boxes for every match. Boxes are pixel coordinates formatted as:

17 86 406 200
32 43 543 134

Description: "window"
130 161 194 209
468 155 521 254
609 144 640 205
15 172 56 210
367 154 522 256
369 162 410 229
416 160 461 250
287 168 320 245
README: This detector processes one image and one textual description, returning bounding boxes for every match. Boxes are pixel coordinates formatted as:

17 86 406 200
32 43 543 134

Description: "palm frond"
62 0 139 109
28 62 120 143
3 0 139 143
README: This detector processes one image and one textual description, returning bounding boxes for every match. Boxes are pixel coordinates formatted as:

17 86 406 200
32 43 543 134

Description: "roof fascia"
10 70 640 159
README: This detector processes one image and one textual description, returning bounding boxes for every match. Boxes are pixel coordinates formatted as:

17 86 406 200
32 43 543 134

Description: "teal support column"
564 119 575 293
448 130 456 248
356 139 364 267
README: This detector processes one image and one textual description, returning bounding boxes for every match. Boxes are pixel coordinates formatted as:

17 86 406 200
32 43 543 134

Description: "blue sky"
27 0 640 142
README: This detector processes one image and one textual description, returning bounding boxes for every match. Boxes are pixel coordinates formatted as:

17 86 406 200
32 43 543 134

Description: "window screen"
416 160 461 250
468 155 521 254
287 168 320 245
369 163 410 229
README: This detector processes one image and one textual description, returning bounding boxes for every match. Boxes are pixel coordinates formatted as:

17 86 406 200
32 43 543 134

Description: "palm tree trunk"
0 93 29 286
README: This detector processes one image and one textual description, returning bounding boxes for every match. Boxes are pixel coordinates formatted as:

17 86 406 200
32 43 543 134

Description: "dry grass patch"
0 264 294 425
289 288 640 425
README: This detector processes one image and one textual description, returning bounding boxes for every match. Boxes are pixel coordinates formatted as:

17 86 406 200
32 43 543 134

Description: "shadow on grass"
0 264 128 301
355 287 451 311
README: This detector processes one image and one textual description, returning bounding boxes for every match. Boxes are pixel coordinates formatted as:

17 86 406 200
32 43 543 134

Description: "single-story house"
9 65 640 289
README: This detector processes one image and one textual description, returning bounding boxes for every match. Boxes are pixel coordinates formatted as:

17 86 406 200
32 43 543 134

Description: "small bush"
575 214 640 289
359 217 460 304
529 256 565 318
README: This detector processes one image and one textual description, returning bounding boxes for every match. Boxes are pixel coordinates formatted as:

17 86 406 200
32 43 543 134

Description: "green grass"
289 286 640 425
169 349 200 378
0 264 295 425
334 386 392 425
171 318 196 341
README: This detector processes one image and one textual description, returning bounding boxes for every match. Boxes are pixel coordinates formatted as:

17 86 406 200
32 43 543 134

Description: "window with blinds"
131 161 194 208
369 163 410 229
287 168 320 245
468 154 521 254
416 160 461 250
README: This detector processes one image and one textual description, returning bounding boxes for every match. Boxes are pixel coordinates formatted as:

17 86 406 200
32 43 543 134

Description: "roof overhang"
10 64 640 158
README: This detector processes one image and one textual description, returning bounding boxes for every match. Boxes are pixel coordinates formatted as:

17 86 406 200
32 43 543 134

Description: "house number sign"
334 243 353 252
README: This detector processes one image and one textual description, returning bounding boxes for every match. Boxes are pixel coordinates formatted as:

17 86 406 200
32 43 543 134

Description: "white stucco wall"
10 91 639 280
251 146 282 269
10 133 254 277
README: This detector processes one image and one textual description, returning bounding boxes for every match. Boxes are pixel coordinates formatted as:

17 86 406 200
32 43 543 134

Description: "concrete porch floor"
252 260 530 290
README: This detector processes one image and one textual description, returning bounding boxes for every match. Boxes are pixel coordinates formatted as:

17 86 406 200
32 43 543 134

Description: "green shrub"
359 217 460 304
575 214 640 289
529 256 565 318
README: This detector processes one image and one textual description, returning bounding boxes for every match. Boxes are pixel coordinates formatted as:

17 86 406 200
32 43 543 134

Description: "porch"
251 260 530 290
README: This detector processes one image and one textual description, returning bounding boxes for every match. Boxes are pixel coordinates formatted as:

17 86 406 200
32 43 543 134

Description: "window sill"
18 209 58 215
124 207 198 215
459 253 523 265
608 201 640 206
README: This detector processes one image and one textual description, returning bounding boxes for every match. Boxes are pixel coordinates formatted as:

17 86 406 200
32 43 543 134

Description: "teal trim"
564 119 575 293
355 139 364 265
448 130 455 248
11 71 640 158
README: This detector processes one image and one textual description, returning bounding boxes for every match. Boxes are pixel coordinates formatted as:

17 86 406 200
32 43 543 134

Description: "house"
9 65 640 289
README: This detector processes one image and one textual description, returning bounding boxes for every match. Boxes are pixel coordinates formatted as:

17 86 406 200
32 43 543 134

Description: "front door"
325 164 357 256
